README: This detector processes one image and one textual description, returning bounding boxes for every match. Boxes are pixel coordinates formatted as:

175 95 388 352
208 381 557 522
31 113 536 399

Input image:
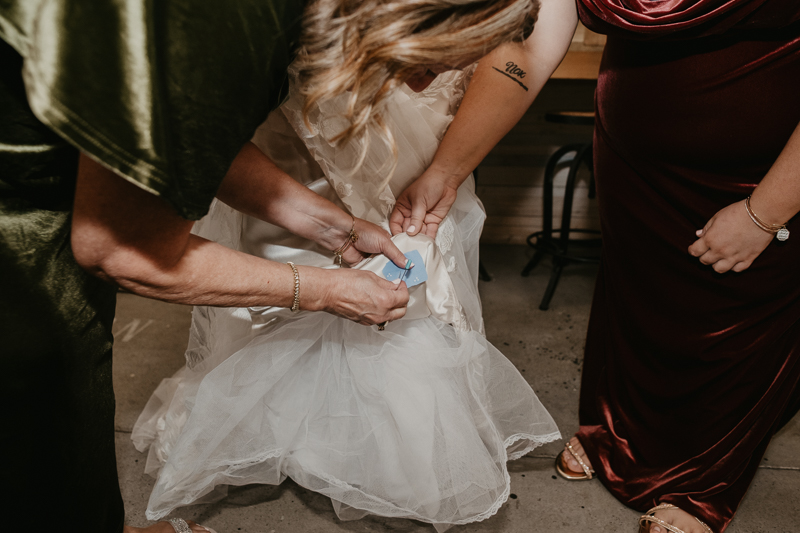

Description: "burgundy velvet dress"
575 1 800 531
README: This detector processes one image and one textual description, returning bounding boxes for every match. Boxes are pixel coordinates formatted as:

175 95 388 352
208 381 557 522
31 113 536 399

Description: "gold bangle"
332 216 359 267
287 262 300 312
744 196 789 241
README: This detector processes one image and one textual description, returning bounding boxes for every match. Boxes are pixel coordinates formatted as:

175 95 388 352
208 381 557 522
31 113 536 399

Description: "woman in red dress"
570 1 800 532
390 1 800 531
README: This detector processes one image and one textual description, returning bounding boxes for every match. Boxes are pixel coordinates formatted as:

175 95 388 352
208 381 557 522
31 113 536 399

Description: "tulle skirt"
133 309 560 530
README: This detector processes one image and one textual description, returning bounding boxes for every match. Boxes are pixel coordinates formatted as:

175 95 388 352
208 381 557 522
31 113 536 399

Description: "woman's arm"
688 120 800 273
389 0 579 237
218 142 408 266
71 153 409 325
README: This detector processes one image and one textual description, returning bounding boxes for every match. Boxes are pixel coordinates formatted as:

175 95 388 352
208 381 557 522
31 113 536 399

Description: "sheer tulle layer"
134 313 559 527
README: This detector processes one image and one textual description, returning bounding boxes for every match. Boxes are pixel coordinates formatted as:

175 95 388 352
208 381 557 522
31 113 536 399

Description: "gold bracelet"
744 196 789 241
332 216 359 267
287 262 300 312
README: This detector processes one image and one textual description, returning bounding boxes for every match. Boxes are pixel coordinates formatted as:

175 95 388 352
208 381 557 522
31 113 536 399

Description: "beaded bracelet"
287 262 300 312
332 216 359 266
745 196 789 241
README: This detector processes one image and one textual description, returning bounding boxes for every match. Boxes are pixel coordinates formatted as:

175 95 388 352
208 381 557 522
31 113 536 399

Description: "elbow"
70 225 167 291
71 226 118 283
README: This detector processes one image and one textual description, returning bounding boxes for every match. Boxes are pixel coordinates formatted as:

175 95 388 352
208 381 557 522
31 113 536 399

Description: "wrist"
744 195 791 241
293 265 330 312
424 160 470 190
749 190 796 226
315 212 356 252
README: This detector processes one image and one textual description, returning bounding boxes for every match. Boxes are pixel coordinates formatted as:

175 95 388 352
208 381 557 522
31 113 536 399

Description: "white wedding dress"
132 65 561 531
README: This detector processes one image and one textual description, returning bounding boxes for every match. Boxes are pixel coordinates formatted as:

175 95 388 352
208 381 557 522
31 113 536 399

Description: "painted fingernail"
392 278 402 285
652 527 663 533
408 225 416 234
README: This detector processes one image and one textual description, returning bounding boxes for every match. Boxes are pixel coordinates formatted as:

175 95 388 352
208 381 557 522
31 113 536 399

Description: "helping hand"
688 199 773 273
339 218 409 268
389 171 459 238
315 268 409 325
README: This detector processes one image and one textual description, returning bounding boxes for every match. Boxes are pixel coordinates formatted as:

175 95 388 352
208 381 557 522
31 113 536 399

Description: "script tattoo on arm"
492 61 529 91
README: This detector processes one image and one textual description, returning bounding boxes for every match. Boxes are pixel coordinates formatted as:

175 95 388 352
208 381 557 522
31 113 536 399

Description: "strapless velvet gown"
131 67 561 530
576 1 800 531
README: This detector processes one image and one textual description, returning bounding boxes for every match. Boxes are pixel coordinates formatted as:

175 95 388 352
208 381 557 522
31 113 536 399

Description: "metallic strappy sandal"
638 503 714 533
168 518 218 533
555 440 595 480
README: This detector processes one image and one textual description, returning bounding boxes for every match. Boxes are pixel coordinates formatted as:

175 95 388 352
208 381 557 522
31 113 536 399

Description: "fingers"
696 247 731 272
422 221 439 238
697 248 720 265
363 302 407 326
388 304 408 321
389 204 408 236
731 260 752 273
694 245 751 273
381 237 410 269
380 278 409 303
357 280 408 326
689 216 715 256
407 201 428 236
382 278 410 314
688 237 709 258
710 258 735 273
695 219 711 238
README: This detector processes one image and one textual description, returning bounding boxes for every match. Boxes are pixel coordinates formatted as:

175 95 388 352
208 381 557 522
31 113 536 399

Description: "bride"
132 62 560 531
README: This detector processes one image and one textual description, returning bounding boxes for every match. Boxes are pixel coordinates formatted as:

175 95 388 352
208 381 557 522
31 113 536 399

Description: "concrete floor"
114 245 800 533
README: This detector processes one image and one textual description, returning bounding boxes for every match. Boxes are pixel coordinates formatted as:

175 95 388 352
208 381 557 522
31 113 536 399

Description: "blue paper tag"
382 250 427 288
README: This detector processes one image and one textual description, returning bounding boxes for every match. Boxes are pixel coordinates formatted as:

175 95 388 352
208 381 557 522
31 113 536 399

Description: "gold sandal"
555 440 595 480
168 518 217 533
638 503 713 533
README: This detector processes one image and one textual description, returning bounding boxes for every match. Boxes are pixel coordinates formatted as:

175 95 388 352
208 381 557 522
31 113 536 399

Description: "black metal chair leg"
523 110 598 310
539 263 564 310
521 248 546 277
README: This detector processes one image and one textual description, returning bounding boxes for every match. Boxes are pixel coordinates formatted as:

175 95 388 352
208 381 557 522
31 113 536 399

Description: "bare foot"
123 520 213 533
562 435 594 475
643 507 711 533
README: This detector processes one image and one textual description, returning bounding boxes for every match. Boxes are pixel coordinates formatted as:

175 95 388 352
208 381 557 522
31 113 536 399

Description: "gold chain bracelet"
332 216 359 266
744 196 789 241
287 262 300 312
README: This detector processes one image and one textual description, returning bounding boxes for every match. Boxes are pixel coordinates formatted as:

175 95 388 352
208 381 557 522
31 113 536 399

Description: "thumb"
382 237 410 269
696 216 715 237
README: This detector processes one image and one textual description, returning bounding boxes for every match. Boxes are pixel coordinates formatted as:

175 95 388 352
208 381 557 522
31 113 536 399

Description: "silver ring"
169 518 193 533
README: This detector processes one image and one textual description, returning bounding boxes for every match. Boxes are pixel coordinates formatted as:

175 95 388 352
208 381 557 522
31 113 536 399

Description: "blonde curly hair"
295 0 538 170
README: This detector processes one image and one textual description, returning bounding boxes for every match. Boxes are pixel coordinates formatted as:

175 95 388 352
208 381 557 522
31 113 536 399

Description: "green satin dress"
0 1 305 530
